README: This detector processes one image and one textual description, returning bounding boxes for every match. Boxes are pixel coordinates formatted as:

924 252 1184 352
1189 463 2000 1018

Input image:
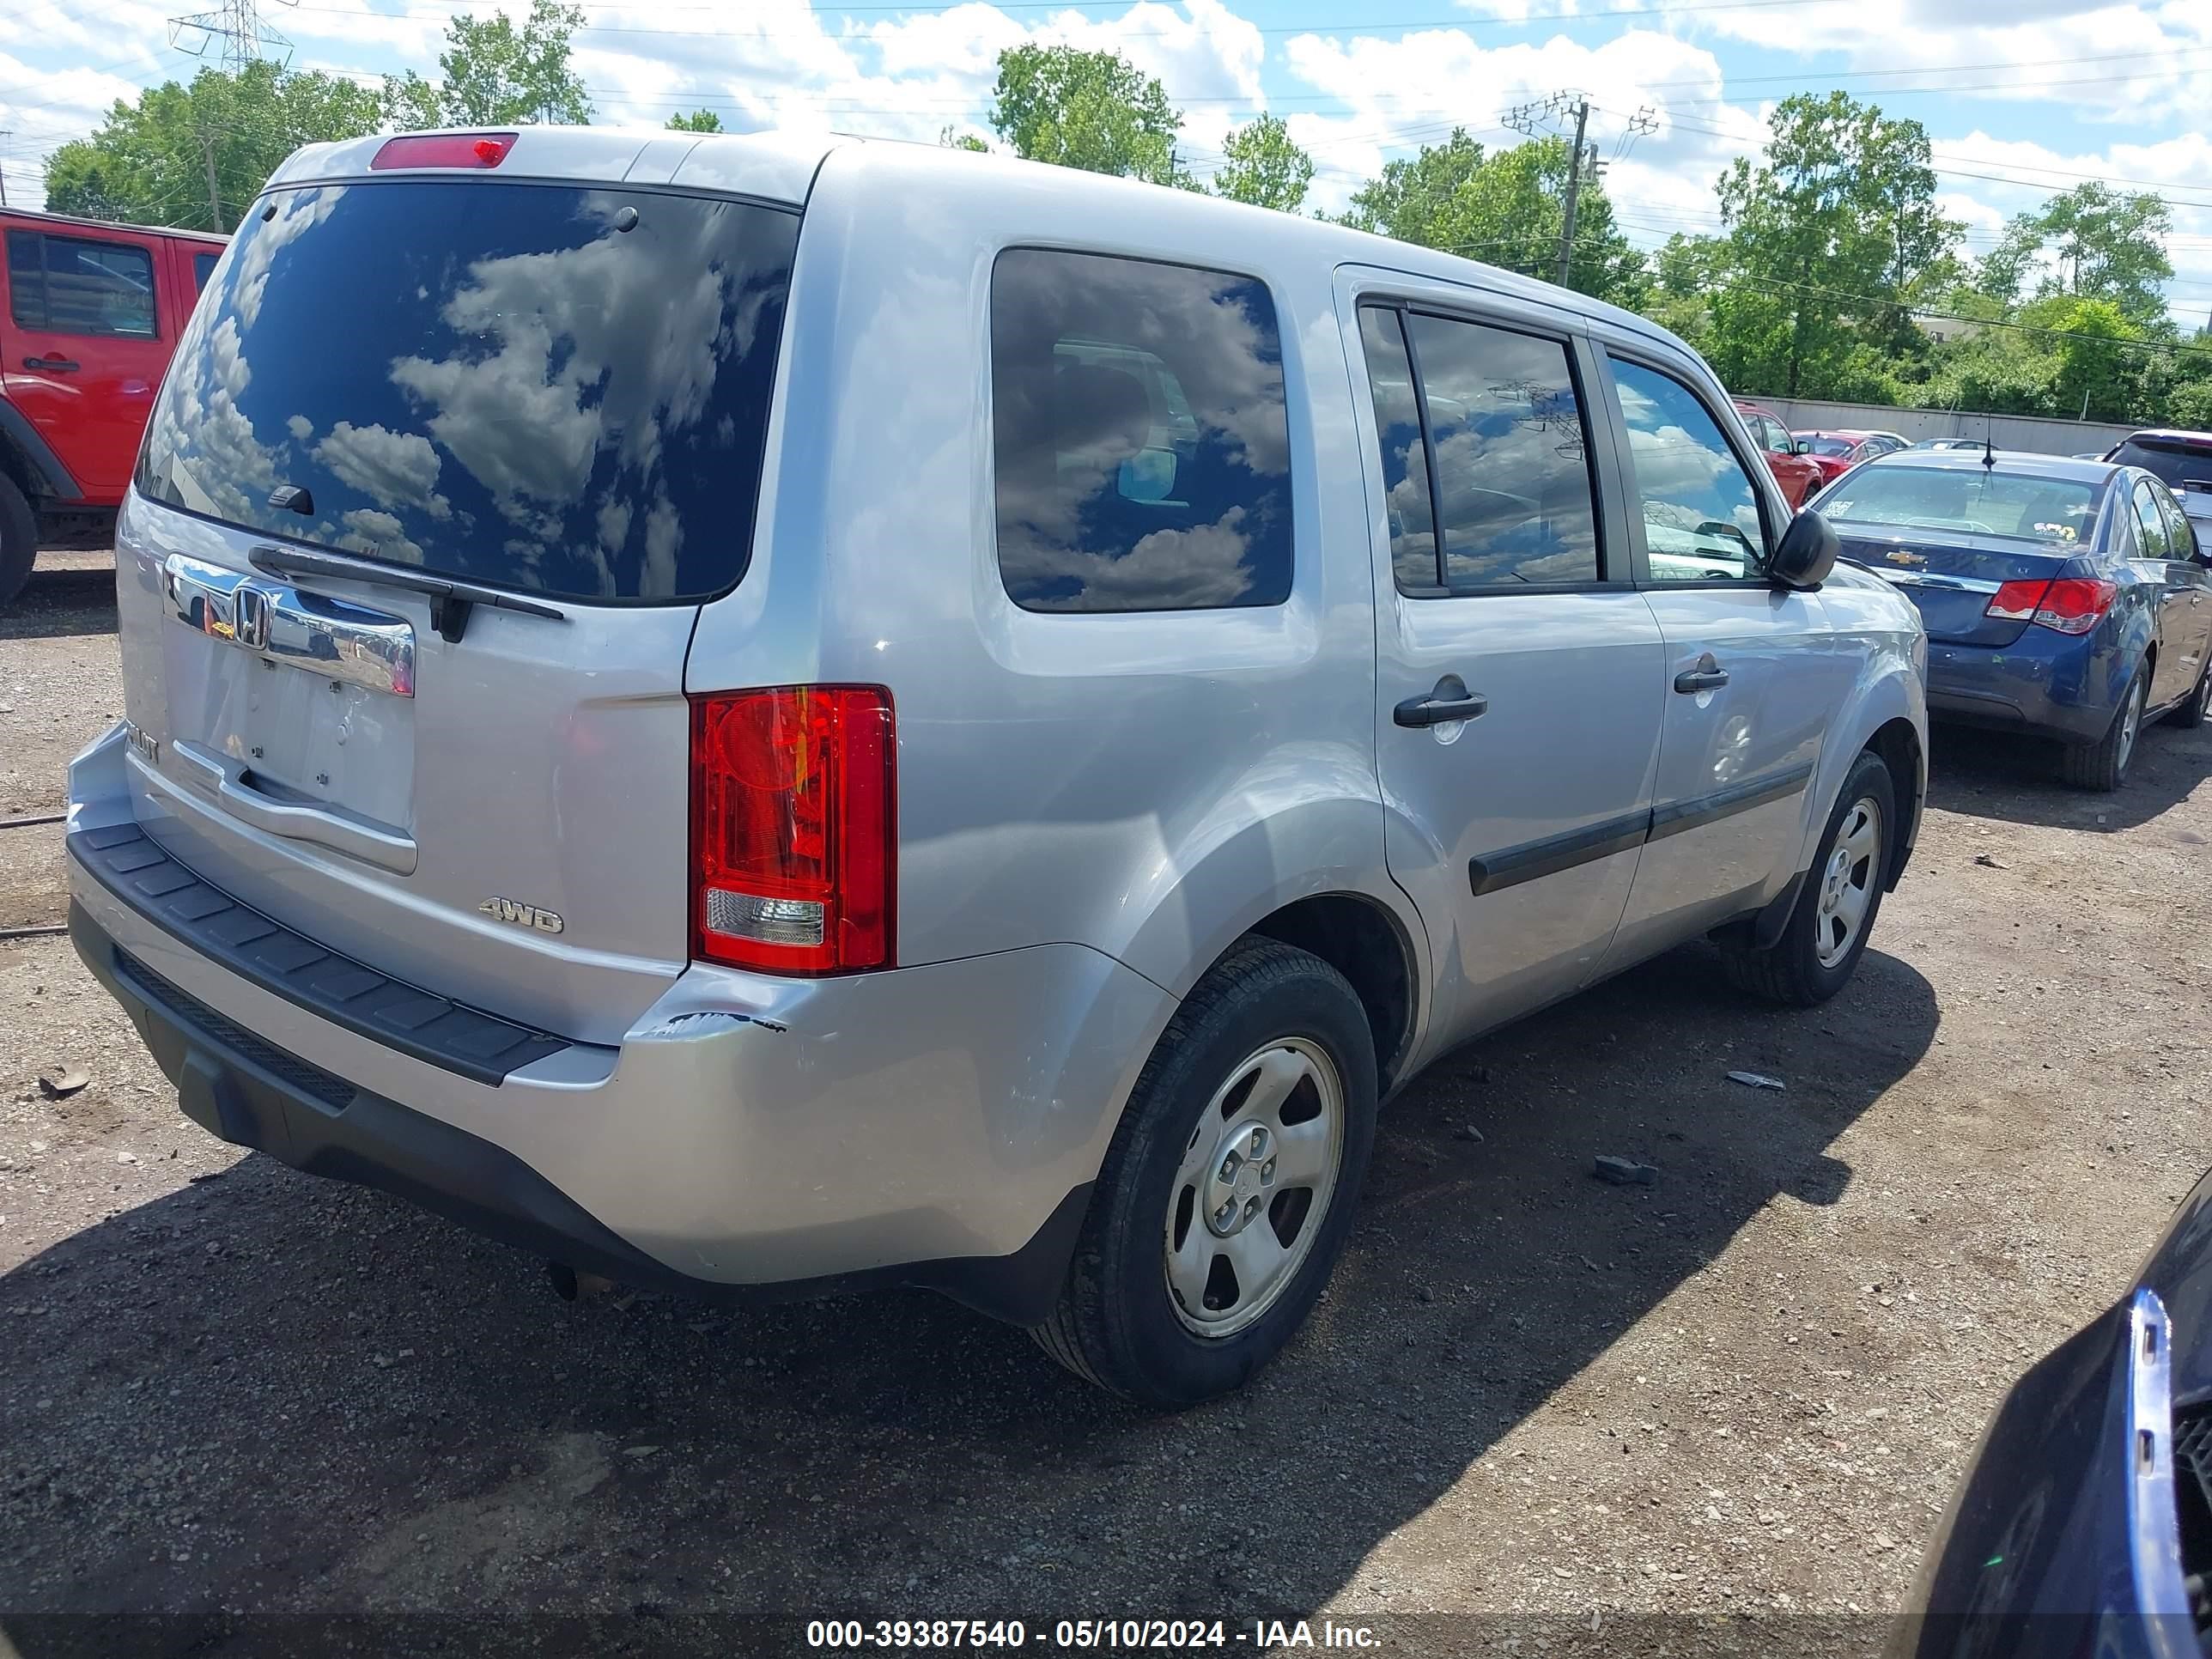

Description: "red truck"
1 207 228 605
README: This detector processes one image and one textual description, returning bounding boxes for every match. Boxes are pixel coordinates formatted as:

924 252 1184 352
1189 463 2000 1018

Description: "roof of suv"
265 125 1697 363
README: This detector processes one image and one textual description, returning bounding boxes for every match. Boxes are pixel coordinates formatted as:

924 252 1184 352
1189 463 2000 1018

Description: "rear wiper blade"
248 544 568 643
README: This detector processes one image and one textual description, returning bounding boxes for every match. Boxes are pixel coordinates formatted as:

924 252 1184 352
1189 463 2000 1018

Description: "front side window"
136 182 798 603
1609 357 1767 582
991 249 1293 613
7 229 156 338
1759 417 1793 455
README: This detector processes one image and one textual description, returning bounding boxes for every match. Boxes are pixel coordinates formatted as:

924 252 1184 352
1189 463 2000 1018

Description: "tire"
0 473 35 611
1034 937 1377 1408
1718 748 1896 1008
2166 657 2211 730
2057 665 2148 791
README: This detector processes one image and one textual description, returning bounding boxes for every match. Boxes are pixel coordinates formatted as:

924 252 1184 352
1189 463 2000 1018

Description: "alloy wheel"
1814 796 1885 969
1164 1038 1345 1339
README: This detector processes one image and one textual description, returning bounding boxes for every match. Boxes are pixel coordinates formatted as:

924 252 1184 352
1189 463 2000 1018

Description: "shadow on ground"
0 937 1937 1653
1 564 119 645
1926 714 2212 836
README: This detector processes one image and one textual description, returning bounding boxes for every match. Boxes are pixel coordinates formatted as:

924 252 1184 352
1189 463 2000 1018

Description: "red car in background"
1796 428 1911 487
1731 398 1825 508
0 207 228 605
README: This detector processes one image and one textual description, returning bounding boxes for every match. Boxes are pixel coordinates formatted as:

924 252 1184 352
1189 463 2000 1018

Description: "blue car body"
1813 451 2212 750
1890 1171 2212 1658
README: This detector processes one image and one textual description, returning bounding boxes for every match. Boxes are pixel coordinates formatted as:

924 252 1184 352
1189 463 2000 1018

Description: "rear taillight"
690 687 895 975
370 132 515 170
1985 576 2116 635
1985 578 2050 623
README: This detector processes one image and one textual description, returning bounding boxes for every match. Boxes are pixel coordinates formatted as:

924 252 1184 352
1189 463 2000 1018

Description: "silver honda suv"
67 127 1928 1407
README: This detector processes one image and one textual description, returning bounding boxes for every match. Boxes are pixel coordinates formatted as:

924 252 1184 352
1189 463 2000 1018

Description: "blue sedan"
1814 451 2212 790
1889 1170 2212 1658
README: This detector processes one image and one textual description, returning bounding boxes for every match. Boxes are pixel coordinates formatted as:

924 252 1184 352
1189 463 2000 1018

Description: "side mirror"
1790 440 1810 456
1771 508 1838 591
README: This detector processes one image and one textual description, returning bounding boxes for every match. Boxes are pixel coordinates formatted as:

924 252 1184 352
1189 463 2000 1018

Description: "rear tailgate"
118 168 799 1043
1838 531 2077 647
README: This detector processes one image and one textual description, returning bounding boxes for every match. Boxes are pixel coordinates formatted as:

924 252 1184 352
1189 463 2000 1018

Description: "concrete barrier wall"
1752 398 2136 458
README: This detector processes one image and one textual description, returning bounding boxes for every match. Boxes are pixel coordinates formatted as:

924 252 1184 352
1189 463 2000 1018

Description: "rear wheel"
0 474 35 610
2166 657 2211 730
1718 748 1894 1007
2058 665 2148 791
1034 937 1376 1407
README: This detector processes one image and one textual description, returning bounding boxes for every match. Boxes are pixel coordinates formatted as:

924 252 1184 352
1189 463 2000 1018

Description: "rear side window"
136 181 799 604
2132 483 2173 559
990 249 1293 612
1405 313 1599 590
7 228 157 338
191 251 220 292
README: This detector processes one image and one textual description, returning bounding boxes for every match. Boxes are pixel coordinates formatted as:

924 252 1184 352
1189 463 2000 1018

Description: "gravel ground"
3 556 2209 1657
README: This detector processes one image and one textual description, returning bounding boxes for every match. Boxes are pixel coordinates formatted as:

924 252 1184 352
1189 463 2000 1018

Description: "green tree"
938 125 988 153
383 0 591 131
41 61 380 232
1208 113 1314 212
987 45 1186 186
1710 92 1960 397
1336 128 1484 248
2031 184 2174 331
665 109 723 133
2033 295 2141 422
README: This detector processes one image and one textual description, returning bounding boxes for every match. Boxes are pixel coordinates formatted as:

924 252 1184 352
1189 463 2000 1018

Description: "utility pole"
0 131 11 209
168 0 294 73
199 131 222 231
1553 97 1589 288
1503 94 1659 289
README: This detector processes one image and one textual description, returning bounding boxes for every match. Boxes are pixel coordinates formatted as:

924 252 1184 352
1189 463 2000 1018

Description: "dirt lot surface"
3 556 2209 1657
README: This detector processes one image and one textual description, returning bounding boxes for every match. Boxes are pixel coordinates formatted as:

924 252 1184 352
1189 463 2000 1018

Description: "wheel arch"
1113 792 1429 1099
1798 659 1925 887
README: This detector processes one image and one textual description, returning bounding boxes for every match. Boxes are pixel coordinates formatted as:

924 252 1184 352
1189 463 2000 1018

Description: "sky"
3 0 2211 329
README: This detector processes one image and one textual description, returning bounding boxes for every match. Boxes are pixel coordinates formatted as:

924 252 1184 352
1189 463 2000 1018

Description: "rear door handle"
1674 654 1730 694
1394 676 1489 727
21 356 79 373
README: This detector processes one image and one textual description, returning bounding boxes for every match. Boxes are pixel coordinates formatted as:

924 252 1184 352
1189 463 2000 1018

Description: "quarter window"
2155 483 2198 559
192 251 220 293
990 249 1293 613
6 230 156 338
1609 358 1768 583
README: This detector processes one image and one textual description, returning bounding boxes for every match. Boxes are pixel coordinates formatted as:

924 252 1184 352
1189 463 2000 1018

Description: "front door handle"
1674 653 1730 694
22 355 80 373
1395 675 1489 727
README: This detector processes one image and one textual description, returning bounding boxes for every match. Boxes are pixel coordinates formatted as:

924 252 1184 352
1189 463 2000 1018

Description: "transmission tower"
169 0 296 72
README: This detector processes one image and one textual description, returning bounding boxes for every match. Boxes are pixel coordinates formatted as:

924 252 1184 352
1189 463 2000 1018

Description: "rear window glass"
2109 439 2212 499
1822 466 2102 546
1804 435 1856 458
990 248 1293 612
135 181 799 603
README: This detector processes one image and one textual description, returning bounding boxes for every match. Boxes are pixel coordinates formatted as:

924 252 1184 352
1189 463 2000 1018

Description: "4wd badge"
479 896 564 935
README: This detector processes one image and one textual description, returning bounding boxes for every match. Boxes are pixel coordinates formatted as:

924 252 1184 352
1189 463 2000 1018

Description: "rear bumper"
67 728 1170 1323
1924 630 2128 744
